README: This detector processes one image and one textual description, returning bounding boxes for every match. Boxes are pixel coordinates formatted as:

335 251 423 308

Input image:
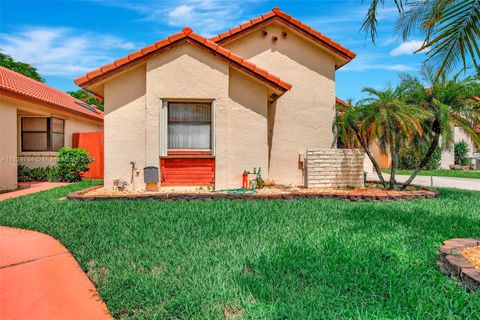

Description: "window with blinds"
167 102 212 150
21 117 65 152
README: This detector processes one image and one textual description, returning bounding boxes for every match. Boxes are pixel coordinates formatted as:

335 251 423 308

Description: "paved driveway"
367 173 480 191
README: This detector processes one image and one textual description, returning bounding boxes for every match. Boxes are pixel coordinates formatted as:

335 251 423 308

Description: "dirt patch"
69 185 438 202
224 307 243 319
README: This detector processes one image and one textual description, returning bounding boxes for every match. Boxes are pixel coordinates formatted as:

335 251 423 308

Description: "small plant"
398 143 442 170
18 165 57 182
454 140 470 166
55 147 93 182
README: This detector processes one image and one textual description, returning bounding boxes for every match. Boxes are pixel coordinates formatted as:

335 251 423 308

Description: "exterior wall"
226 68 269 187
102 43 271 190
103 65 146 190
0 98 17 191
223 22 337 186
305 149 364 188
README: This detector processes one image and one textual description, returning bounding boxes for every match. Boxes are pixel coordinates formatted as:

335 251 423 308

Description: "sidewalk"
0 182 69 201
367 173 480 191
0 227 112 320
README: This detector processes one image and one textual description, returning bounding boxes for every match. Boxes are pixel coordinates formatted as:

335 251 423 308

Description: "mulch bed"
68 185 438 202
438 238 480 291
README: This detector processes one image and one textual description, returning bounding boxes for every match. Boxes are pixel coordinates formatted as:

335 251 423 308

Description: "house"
74 7 356 190
0 67 103 191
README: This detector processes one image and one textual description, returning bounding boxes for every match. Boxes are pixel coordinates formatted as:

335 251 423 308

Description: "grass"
381 169 480 179
1 181 479 319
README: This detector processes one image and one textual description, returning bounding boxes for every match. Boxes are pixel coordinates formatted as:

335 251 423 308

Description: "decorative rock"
437 238 480 291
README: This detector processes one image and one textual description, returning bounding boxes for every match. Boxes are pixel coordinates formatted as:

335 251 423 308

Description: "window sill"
167 150 212 156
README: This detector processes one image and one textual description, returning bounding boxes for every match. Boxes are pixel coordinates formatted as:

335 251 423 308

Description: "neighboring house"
441 125 480 169
0 67 103 191
335 98 480 171
75 7 356 190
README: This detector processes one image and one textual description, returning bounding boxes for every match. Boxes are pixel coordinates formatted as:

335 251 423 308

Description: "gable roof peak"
74 28 292 93
210 7 356 67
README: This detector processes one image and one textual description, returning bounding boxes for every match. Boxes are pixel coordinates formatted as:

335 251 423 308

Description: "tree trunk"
400 133 440 190
354 131 387 188
389 144 398 190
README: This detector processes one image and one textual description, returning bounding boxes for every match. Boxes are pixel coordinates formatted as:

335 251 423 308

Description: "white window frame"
159 99 215 156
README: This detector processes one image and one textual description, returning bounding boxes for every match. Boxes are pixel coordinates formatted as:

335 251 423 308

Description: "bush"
55 147 93 182
454 140 470 166
398 143 442 170
18 165 58 182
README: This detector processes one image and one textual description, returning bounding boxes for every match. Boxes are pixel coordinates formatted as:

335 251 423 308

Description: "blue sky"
0 0 433 100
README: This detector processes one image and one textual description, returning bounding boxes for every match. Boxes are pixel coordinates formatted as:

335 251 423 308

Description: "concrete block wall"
305 149 365 188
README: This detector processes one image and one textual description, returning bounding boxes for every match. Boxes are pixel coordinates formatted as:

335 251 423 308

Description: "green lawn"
382 169 480 179
1 181 479 319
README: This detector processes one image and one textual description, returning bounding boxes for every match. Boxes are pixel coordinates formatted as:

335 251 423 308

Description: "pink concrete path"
0 182 70 201
0 227 112 320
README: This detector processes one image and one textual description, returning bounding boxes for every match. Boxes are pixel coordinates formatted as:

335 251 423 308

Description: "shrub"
18 165 57 182
55 147 93 182
398 143 442 170
454 140 470 166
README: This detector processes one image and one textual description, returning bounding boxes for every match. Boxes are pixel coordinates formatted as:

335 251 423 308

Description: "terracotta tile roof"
0 67 103 121
210 7 356 65
335 97 350 107
74 28 292 93
474 97 480 101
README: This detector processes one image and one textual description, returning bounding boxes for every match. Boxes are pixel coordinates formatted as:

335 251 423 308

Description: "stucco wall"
227 68 269 187
306 149 364 188
103 65 146 190
102 43 271 190
223 22 337 186
0 97 18 191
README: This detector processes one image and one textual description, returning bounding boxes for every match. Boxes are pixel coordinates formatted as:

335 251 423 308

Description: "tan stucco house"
75 7 356 190
0 67 103 191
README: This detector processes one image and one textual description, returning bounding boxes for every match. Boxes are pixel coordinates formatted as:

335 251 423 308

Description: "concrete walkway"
367 173 480 191
0 182 69 201
0 227 112 320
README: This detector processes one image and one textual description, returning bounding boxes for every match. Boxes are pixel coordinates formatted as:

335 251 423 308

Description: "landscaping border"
438 238 480 291
68 186 439 202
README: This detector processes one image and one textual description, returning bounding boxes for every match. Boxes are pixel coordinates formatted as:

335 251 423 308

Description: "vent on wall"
74 101 99 113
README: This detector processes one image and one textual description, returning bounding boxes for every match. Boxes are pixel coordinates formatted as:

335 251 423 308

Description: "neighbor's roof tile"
0 66 103 121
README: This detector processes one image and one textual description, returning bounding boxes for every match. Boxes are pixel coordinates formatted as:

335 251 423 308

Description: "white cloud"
103 0 258 37
0 27 136 77
390 40 425 56
341 55 417 72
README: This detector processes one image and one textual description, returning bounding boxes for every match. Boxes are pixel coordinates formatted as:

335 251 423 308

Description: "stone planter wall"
305 149 364 188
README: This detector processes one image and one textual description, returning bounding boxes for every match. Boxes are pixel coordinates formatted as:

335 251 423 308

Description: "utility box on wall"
305 149 364 188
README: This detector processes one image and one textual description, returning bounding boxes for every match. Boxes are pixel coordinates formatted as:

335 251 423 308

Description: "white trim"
211 100 216 156
159 99 168 156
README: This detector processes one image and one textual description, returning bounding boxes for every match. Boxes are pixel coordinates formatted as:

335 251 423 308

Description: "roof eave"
0 88 104 122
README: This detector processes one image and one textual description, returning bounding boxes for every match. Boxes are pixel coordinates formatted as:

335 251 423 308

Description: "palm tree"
359 86 430 189
336 99 388 188
336 87 429 189
362 0 480 80
398 65 480 189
